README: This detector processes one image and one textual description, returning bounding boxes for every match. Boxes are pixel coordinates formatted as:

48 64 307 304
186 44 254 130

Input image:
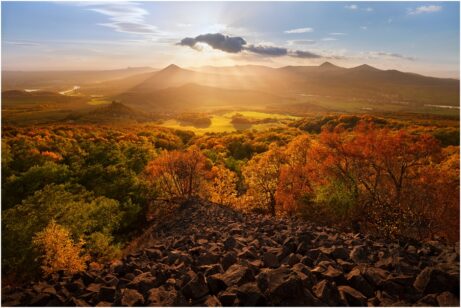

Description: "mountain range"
94 63 460 111
2 62 459 114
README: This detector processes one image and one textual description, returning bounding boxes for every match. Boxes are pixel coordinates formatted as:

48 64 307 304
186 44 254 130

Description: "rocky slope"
2 201 460 306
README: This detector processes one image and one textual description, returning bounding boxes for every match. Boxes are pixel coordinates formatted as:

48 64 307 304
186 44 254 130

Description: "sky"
2 1 459 78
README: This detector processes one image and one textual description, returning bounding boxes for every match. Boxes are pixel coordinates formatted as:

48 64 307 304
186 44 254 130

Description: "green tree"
2 184 122 277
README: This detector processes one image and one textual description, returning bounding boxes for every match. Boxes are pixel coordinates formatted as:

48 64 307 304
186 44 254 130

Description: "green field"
221 111 300 120
87 98 112 105
159 111 300 134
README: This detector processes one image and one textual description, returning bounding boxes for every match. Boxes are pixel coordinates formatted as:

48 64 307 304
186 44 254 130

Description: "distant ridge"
66 101 157 123
162 64 181 71
319 61 341 69
4 62 457 112
350 64 381 72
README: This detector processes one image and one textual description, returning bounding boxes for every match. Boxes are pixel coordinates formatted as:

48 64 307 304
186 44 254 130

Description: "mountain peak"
351 64 380 72
319 61 339 68
163 64 181 71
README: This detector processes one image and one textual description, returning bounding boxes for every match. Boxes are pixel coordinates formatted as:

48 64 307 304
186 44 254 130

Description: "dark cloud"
178 33 246 53
178 32 323 59
244 45 288 56
290 50 322 59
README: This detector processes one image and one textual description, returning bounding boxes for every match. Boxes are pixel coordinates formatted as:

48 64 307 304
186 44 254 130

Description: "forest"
2 113 459 281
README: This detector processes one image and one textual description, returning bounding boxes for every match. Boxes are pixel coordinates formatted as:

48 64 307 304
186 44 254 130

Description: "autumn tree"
310 123 442 238
2 184 125 276
145 146 209 201
204 165 238 207
276 135 314 215
32 220 88 276
409 146 460 241
243 145 286 215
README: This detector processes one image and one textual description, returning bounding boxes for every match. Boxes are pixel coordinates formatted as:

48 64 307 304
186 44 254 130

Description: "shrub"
32 220 88 276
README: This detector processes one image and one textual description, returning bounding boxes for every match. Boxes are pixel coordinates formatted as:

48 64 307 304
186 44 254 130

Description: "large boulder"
338 285 367 306
414 267 459 295
147 286 187 306
235 282 267 306
98 286 117 303
350 246 367 263
182 272 209 300
257 266 319 305
312 279 342 306
127 272 158 294
436 292 460 307
345 268 374 298
263 252 280 268
213 264 254 287
222 251 237 271
120 288 144 306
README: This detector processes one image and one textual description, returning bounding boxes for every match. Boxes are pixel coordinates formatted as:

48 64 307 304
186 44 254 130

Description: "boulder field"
2 202 459 306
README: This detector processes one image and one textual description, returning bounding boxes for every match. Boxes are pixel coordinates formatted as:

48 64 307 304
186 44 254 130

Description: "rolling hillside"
118 83 290 112
2 67 156 92
2 63 459 117
97 63 459 110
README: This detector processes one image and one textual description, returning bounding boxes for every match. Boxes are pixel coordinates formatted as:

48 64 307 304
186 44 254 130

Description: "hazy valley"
3 62 459 128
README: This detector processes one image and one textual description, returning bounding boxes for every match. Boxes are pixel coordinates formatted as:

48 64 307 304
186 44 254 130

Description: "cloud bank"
284 27 314 34
83 3 159 35
408 5 442 15
178 33 246 53
290 50 322 59
366 51 415 61
178 33 322 59
245 44 288 56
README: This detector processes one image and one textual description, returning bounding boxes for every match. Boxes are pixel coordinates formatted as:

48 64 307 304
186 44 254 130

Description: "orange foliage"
145 146 209 201
293 123 457 239
243 145 286 215
276 135 314 215
41 151 63 161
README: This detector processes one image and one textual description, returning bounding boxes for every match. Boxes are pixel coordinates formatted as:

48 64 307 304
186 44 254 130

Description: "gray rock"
144 248 163 260
257 266 319 305
350 246 367 263
148 286 187 306
182 272 209 300
204 295 222 307
197 252 220 266
312 279 341 306
436 291 460 307
414 267 459 294
127 272 157 294
217 290 237 306
263 252 280 268
338 285 367 306
221 251 237 271
235 282 266 306
120 288 144 306
346 268 374 298
98 286 116 302
224 237 237 250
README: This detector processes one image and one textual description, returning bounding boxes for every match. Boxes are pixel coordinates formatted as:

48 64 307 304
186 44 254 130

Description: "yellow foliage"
242 145 286 215
32 220 88 276
205 165 238 207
